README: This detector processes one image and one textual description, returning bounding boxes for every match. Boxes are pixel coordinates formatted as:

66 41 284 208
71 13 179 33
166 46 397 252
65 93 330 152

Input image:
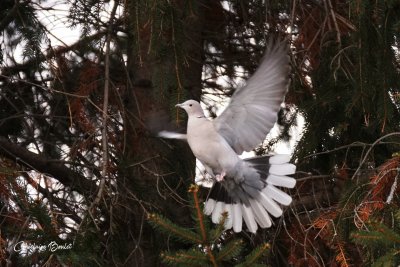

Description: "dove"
159 40 296 233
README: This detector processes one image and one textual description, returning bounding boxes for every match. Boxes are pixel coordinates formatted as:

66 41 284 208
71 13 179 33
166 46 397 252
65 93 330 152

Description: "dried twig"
90 0 120 211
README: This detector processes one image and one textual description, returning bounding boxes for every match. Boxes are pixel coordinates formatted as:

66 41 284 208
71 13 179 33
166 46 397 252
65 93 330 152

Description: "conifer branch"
209 212 228 242
188 185 218 266
148 213 202 244
216 239 244 261
162 253 195 266
371 249 398 267
189 184 208 243
352 223 400 246
237 243 270 267
352 132 400 180
161 250 209 266
0 136 97 195
206 247 218 267
335 243 350 267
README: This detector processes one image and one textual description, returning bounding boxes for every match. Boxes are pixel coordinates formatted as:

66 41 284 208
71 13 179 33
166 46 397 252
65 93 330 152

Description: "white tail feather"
269 163 296 175
264 184 292 205
204 153 296 233
267 174 296 188
212 202 224 223
232 203 243 233
224 204 233 230
241 204 258 233
269 154 291 164
249 199 272 228
258 192 283 217
204 199 216 215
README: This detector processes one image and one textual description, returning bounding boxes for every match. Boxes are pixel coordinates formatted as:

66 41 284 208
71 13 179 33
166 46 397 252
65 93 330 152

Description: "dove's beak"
175 103 183 108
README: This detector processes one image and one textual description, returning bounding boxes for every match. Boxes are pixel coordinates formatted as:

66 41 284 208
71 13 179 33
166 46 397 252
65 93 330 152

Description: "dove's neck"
187 114 209 131
189 111 205 118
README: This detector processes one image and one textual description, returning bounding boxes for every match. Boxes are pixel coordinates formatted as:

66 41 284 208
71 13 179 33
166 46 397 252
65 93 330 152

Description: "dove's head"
175 100 205 117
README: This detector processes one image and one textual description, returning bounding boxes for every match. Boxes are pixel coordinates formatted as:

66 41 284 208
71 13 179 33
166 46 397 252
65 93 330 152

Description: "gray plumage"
159 40 296 233
214 41 290 154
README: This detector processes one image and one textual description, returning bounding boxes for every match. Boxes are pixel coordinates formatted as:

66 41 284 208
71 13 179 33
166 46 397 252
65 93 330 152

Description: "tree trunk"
112 1 206 266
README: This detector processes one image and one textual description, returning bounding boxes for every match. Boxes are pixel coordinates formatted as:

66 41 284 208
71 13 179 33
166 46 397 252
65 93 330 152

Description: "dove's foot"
215 171 226 182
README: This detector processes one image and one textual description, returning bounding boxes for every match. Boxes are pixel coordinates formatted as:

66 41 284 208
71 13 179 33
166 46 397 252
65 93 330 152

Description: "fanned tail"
204 154 296 233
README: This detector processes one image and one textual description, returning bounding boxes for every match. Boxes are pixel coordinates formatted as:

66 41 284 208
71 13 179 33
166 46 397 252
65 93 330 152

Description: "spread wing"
213 40 290 154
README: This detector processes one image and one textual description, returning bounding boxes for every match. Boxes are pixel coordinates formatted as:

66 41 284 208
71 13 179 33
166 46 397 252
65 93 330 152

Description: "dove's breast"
187 117 239 175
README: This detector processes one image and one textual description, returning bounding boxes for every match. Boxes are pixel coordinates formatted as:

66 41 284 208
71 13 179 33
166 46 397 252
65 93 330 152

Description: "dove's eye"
189 104 193 107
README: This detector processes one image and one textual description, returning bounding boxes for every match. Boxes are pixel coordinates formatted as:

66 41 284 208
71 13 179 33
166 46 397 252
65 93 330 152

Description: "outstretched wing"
213 40 290 154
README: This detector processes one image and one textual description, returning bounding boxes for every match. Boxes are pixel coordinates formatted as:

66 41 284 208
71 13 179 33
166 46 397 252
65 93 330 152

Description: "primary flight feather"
159 40 296 233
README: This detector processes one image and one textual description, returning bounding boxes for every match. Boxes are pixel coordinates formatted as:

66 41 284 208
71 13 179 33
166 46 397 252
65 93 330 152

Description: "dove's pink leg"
215 171 226 182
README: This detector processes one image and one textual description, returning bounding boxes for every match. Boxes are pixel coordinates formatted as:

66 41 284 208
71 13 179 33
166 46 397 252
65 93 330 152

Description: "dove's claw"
215 171 226 182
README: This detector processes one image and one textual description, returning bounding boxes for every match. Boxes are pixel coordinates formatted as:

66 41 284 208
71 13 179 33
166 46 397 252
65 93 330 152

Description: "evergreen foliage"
148 184 270 267
352 215 400 266
0 0 400 266
0 159 102 266
293 1 400 171
287 155 400 266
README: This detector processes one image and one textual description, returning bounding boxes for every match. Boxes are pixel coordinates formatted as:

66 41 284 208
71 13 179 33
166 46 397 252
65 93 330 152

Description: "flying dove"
159 40 296 233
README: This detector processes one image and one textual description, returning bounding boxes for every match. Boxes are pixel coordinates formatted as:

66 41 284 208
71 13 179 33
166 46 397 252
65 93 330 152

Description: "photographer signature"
14 241 73 253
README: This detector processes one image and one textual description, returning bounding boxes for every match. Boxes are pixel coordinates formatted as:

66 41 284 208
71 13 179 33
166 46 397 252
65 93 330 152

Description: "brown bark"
112 2 207 266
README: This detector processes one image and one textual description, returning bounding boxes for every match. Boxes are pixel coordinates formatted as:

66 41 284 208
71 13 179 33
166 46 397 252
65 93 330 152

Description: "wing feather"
213 40 290 154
